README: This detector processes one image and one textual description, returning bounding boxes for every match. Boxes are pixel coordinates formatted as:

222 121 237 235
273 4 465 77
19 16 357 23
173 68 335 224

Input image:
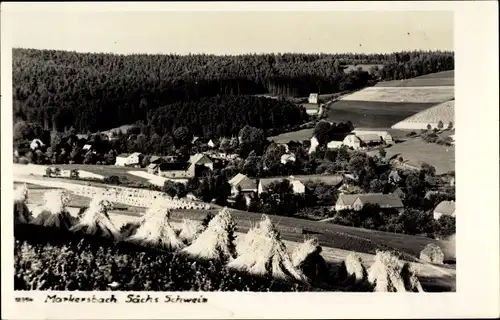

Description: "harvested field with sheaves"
20 179 454 262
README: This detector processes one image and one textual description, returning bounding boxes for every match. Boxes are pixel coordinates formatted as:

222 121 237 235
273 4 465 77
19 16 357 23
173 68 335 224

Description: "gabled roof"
229 173 257 190
148 163 159 169
434 201 455 216
149 155 162 163
355 193 404 208
130 152 142 157
356 133 382 143
337 194 360 206
344 134 362 144
189 153 213 165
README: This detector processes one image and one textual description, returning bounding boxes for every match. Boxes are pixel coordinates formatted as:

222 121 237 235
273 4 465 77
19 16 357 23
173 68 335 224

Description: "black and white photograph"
1 2 499 319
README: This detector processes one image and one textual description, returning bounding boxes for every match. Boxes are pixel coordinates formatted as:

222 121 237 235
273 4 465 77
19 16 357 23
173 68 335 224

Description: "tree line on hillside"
13 48 453 133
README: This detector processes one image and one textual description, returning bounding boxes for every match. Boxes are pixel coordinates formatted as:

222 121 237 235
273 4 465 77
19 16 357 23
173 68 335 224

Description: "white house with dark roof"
115 152 142 166
342 134 362 149
228 173 258 196
189 153 214 171
433 200 456 220
335 192 404 213
352 130 394 145
308 93 319 104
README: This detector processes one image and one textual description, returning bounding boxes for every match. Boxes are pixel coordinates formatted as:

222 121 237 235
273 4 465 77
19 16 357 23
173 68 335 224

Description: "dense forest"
13 48 454 134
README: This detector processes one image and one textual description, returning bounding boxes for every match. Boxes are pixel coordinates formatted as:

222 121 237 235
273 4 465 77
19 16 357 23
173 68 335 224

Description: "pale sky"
9 10 453 55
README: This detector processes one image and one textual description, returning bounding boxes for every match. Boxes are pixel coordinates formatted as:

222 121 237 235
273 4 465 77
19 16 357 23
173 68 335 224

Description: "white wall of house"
308 93 318 104
290 180 306 194
343 135 361 149
115 157 128 166
308 136 319 154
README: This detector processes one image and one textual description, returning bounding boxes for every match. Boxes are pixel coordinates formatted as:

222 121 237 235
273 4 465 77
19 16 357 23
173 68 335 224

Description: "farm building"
147 163 160 174
308 93 318 104
334 193 404 213
228 173 258 196
343 134 362 149
392 100 455 130
149 156 162 164
352 193 404 213
189 153 214 171
327 140 343 149
82 144 93 151
352 130 394 145
357 133 383 145
158 162 194 179
280 153 296 165
258 176 307 195
115 152 143 167
156 153 214 179
433 200 456 220
335 194 360 211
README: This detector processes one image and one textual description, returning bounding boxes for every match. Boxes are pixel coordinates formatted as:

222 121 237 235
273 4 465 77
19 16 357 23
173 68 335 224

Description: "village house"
334 192 404 213
157 162 194 179
114 152 143 167
308 93 319 104
189 153 214 171
342 134 362 149
228 173 258 196
433 200 456 220
155 153 214 179
352 130 394 145
356 133 383 146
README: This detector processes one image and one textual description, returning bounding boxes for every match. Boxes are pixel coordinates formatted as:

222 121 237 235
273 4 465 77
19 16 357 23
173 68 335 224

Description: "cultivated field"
383 137 455 174
375 70 455 88
18 177 454 261
392 100 455 130
340 86 454 103
268 128 314 144
326 101 436 128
